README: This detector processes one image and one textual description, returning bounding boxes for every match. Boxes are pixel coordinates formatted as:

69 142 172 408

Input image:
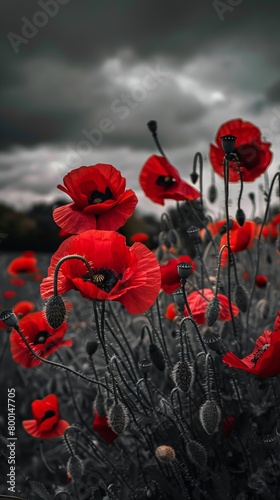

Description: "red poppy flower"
40 230 161 315
274 311 280 331
200 219 227 241
139 155 201 205
13 300 36 318
222 329 280 377
2 290 17 300
22 394 70 439
185 288 239 325
53 164 138 234
7 256 38 277
22 250 36 257
92 410 118 444
255 275 268 288
210 118 273 182
220 220 257 267
10 311 72 368
130 232 149 243
164 303 178 321
259 222 278 241
10 278 26 287
160 256 196 294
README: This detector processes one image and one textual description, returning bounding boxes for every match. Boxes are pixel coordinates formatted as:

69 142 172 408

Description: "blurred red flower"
160 255 196 294
40 230 161 315
130 232 149 243
219 220 257 266
92 410 118 444
2 290 17 300
139 155 201 205
22 394 69 439
223 329 280 377
10 311 72 368
7 256 38 277
255 275 268 288
53 164 138 234
13 300 36 318
210 118 273 182
10 278 26 287
185 288 239 325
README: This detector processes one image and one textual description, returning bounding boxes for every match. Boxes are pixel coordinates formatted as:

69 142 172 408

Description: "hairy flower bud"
108 402 129 435
205 297 220 327
234 284 248 313
67 455 83 481
186 439 207 469
199 399 221 435
45 294 66 329
172 361 193 393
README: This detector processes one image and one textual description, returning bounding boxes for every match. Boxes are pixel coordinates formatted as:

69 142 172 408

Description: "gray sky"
1 0 280 218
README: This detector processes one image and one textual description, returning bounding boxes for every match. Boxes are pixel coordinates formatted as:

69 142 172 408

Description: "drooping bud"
236 208 246 227
86 340 98 356
108 402 129 435
172 361 193 393
155 445 176 464
186 439 207 469
208 184 218 203
234 284 248 313
147 120 158 135
190 171 199 184
67 455 83 481
205 297 220 327
149 343 165 371
45 294 66 329
199 399 221 435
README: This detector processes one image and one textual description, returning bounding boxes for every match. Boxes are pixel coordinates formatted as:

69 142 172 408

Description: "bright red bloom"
255 275 268 288
7 256 38 277
165 303 178 321
40 230 161 315
10 278 26 287
160 255 196 294
10 311 72 368
220 220 256 266
92 410 118 444
223 329 280 377
210 118 273 182
130 232 149 243
2 290 17 300
139 155 201 205
22 394 70 439
13 300 36 318
185 288 239 325
53 164 138 234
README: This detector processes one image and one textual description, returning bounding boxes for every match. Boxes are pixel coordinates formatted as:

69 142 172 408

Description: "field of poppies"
1 118 280 499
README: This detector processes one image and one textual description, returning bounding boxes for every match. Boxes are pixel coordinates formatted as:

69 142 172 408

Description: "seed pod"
203 329 221 352
205 297 220 327
45 294 66 329
172 361 193 393
67 455 83 481
149 343 165 371
86 340 98 356
199 399 221 435
155 445 176 463
0 309 18 328
147 120 158 135
236 208 246 227
234 284 248 313
186 439 207 469
138 359 152 376
108 402 129 435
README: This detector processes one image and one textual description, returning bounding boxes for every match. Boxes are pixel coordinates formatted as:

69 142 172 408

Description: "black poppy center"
33 330 50 344
156 175 176 188
88 186 113 205
40 410 56 423
234 143 261 171
82 267 121 292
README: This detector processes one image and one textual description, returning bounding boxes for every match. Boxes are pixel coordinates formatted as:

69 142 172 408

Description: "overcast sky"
1 0 280 219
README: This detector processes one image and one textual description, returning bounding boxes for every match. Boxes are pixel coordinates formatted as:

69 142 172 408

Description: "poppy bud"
185 439 207 469
190 171 199 184
234 284 248 313
208 184 217 203
172 361 193 393
236 208 246 227
149 343 165 371
86 341 98 356
45 294 66 329
147 120 158 135
205 297 220 327
155 445 176 463
199 399 221 435
255 275 268 288
220 135 237 156
108 402 129 435
67 455 83 481
0 309 18 328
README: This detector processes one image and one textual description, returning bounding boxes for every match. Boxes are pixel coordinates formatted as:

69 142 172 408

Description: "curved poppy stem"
192 152 204 213
53 254 95 296
246 172 280 329
13 324 113 393
180 316 207 355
